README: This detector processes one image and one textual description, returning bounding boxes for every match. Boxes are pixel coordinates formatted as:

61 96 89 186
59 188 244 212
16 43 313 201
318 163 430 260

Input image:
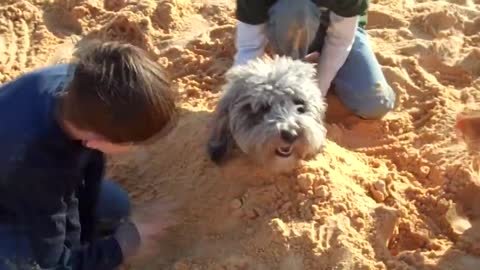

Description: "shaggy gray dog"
207 56 327 172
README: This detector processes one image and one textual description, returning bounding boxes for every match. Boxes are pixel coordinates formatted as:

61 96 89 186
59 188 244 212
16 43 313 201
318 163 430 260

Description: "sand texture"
1 0 480 269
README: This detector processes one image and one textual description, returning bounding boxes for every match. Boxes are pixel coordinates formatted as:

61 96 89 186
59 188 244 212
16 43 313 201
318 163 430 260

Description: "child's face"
62 120 135 154
82 140 134 154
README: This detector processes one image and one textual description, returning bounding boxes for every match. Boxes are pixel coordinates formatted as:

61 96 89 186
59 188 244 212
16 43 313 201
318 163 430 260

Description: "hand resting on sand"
116 198 178 263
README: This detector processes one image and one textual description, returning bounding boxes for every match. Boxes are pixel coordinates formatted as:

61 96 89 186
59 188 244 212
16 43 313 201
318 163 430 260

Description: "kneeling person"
0 41 177 269
234 0 396 119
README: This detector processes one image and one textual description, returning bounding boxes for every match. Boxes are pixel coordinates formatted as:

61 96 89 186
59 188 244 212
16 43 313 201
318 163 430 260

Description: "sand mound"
1 0 480 269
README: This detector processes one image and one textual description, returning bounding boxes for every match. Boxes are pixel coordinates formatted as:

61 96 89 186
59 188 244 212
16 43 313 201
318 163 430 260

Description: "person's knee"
337 81 396 120
356 82 396 119
267 0 320 58
96 180 131 223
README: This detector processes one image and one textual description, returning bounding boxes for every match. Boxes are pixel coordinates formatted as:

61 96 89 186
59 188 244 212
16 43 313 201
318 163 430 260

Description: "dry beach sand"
1 0 480 269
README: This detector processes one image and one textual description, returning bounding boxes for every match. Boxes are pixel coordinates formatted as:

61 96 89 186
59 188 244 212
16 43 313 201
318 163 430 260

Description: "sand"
1 0 480 269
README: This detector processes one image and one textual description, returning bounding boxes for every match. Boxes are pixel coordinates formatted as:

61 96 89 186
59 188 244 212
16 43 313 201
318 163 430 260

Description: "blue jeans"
0 180 130 270
266 0 396 119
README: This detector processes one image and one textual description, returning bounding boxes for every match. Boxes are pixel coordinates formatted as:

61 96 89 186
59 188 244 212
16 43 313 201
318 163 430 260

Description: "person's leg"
266 0 325 60
267 1 394 119
332 28 396 119
94 180 131 237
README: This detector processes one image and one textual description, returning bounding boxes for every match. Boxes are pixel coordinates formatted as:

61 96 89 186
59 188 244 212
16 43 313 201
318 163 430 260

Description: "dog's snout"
280 129 298 143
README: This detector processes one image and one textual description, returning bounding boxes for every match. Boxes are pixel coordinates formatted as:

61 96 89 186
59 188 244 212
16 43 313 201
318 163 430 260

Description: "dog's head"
208 56 327 172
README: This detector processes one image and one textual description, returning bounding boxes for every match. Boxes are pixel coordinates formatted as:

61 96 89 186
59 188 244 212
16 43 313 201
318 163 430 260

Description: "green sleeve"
235 0 370 28
318 0 369 17
235 0 277 25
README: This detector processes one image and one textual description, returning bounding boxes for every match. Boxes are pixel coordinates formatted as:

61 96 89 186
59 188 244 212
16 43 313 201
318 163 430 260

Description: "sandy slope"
1 0 480 269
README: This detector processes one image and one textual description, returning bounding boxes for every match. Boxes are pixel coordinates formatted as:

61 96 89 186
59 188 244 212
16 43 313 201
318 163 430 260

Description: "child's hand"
303 51 320 64
127 198 179 261
114 219 141 258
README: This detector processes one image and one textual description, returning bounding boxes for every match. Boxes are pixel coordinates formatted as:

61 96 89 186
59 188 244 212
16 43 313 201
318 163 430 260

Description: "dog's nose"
280 130 298 143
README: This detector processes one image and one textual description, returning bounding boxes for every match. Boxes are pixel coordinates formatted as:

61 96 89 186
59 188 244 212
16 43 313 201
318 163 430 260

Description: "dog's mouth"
275 146 293 157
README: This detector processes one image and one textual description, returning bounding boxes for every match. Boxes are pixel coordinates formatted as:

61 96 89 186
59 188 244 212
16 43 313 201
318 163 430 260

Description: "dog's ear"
207 87 238 165
207 107 234 164
208 64 253 164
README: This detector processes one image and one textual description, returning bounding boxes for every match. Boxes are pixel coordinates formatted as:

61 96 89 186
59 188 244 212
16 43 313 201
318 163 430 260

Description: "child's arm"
13 152 129 269
77 151 105 243
74 152 142 267
233 21 268 66
75 152 172 266
25 200 135 270
314 12 358 96
18 172 125 270
312 0 368 95
233 0 271 66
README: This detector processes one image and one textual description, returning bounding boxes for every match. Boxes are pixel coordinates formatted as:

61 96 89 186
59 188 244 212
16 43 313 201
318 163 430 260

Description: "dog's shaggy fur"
208 56 327 172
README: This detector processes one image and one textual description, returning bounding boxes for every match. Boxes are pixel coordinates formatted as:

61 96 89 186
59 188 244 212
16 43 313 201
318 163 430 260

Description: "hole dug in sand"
109 111 407 270
104 0 127 11
42 1 83 37
366 9 409 30
83 14 158 58
152 0 193 32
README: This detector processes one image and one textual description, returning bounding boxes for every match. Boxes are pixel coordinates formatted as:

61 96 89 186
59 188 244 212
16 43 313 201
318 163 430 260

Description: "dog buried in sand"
207 56 327 172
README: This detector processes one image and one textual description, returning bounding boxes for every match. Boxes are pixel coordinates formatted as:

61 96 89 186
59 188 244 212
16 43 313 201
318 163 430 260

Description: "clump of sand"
1 0 480 269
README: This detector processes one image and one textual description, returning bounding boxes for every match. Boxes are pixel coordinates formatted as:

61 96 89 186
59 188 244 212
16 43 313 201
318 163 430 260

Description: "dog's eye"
257 104 271 114
293 99 305 106
241 104 253 113
293 99 306 114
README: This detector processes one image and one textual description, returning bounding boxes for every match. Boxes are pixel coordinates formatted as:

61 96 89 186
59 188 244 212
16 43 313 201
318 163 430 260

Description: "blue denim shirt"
0 65 123 269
